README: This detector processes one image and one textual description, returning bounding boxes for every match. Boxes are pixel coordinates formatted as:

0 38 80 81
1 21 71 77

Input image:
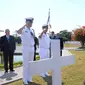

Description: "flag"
47 9 51 29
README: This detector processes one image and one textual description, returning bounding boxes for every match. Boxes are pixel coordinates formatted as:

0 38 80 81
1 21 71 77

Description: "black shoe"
10 70 15 72
27 81 33 84
23 83 28 85
23 82 28 85
4 70 8 73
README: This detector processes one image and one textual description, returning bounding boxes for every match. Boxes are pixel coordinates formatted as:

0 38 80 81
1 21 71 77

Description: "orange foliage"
73 28 85 41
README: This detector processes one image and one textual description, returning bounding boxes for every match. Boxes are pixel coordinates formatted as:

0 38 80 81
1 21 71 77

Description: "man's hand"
42 29 46 33
39 29 46 38
17 25 26 34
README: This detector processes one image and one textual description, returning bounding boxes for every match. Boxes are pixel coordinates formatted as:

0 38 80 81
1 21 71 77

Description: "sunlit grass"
64 43 81 47
7 50 85 85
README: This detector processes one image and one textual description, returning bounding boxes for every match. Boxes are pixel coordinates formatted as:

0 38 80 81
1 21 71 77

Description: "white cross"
29 40 75 85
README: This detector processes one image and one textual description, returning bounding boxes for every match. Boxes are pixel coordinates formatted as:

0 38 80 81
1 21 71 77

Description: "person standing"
33 36 39 61
0 29 16 73
50 31 56 39
17 17 35 85
39 24 51 77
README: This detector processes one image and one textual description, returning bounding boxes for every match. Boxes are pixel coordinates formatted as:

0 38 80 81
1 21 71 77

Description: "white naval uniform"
39 33 51 77
21 26 34 84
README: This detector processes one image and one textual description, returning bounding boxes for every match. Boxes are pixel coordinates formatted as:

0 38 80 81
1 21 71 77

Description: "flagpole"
47 8 52 58
49 8 50 33
47 8 51 34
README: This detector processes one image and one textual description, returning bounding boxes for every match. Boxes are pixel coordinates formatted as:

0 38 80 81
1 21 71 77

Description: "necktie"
31 32 35 37
30 29 35 38
7 36 9 42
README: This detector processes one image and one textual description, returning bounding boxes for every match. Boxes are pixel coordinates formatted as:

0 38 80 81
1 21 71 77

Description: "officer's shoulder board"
22 29 28 34
25 31 28 33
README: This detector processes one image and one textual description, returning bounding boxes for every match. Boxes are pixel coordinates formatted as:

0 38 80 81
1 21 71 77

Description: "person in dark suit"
0 29 16 73
34 36 39 61
50 31 56 39
59 36 64 56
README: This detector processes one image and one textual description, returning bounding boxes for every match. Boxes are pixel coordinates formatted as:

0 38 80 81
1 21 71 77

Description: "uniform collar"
43 33 47 35
25 26 30 30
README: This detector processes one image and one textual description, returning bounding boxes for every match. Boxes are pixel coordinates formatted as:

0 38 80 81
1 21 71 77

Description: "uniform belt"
40 47 49 49
28 45 34 47
23 45 34 47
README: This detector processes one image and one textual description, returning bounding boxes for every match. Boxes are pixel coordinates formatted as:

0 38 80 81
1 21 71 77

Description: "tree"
14 36 21 44
73 28 85 47
58 30 72 42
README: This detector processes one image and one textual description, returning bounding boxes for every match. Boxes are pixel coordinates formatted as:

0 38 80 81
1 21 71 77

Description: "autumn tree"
73 28 85 47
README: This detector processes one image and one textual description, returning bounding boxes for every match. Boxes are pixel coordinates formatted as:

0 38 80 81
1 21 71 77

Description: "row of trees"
14 30 72 44
59 28 85 48
55 28 85 48
14 27 85 48
58 30 71 42
14 37 21 44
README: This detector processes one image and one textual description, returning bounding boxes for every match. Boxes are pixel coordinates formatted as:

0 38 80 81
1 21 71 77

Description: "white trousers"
39 48 49 76
22 46 34 83
39 48 49 59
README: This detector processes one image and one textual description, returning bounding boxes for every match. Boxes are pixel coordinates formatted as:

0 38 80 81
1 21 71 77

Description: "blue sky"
0 0 85 36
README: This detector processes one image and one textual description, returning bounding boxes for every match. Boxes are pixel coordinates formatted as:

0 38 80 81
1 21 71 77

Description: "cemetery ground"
6 50 85 85
64 43 80 47
1 43 85 85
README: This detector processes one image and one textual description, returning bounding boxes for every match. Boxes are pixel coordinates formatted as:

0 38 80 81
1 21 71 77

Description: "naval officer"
39 24 51 77
17 17 34 85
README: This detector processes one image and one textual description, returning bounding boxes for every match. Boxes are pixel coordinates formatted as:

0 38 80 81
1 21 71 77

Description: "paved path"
64 47 78 50
15 46 22 53
0 67 22 85
0 50 73 85
15 45 78 54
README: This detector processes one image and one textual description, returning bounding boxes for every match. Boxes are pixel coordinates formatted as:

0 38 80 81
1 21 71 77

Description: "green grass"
6 50 85 85
17 43 80 47
64 43 81 47
0 61 22 70
0 43 85 85
0 55 40 70
16 44 22 46
62 50 85 85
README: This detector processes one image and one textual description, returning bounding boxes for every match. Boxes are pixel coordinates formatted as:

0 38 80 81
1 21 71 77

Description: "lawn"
6 50 85 85
0 61 22 70
62 50 85 85
16 43 81 48
64 43 81 47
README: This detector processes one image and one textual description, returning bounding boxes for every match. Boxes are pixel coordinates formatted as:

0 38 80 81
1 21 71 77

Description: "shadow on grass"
42 76 65 85
75 47 85 51
28 82 41 85
42 76 52 85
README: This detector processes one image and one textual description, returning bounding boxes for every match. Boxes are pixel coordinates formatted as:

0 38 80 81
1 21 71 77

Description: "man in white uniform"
39 24 51 77
17 17 34 85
